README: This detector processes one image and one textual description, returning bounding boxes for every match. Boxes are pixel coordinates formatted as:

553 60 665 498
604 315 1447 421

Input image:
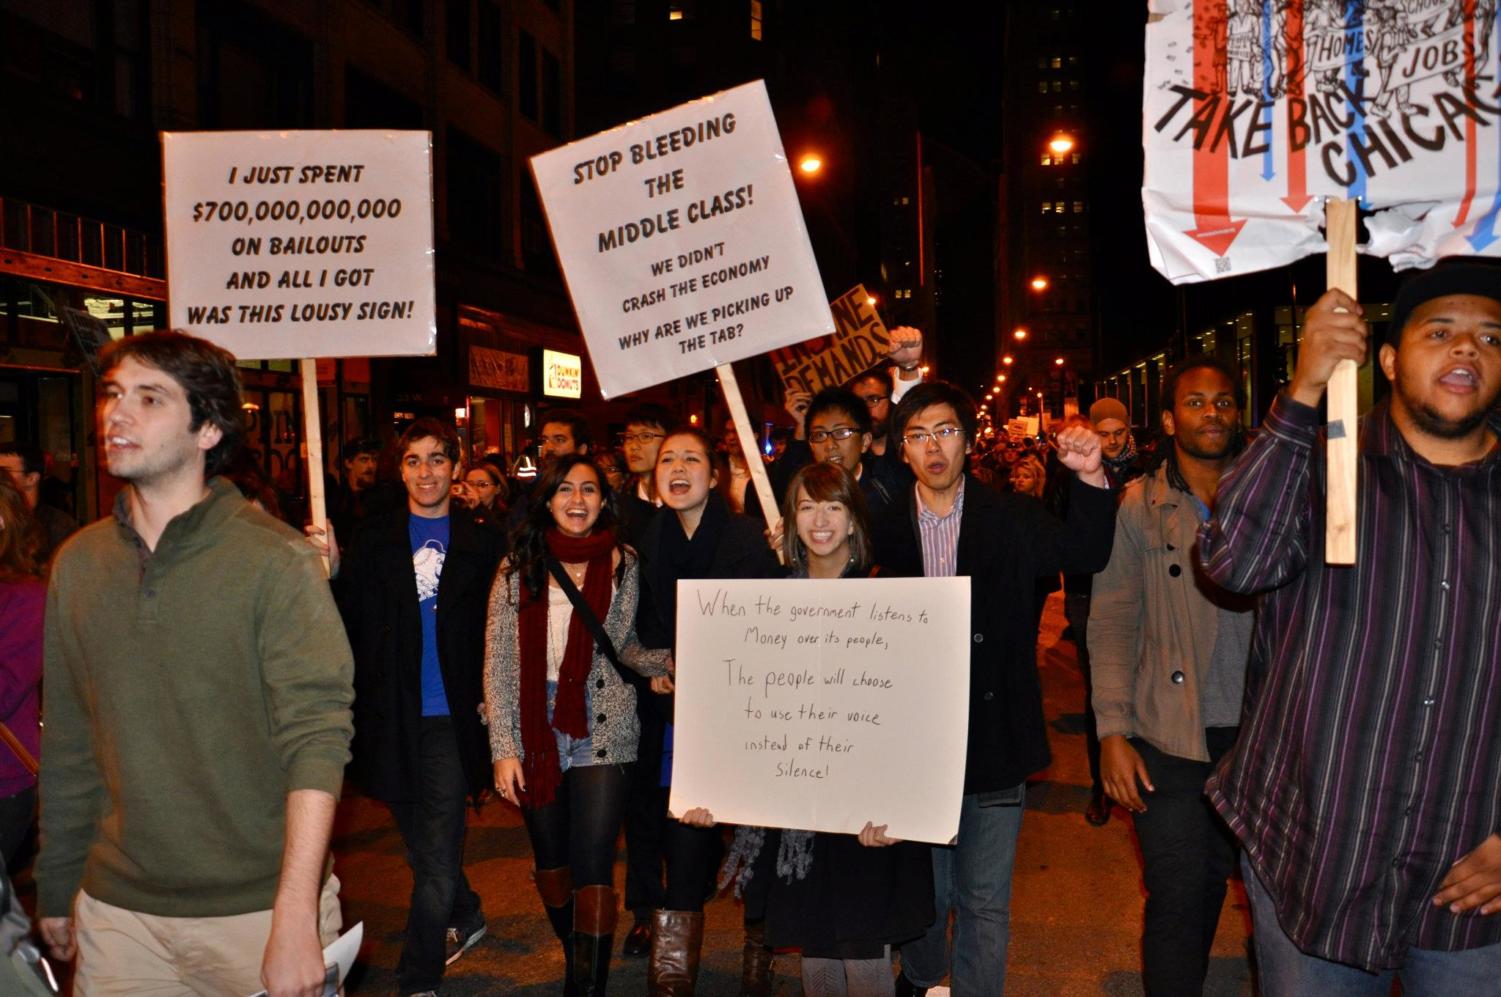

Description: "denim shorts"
546 681 596 772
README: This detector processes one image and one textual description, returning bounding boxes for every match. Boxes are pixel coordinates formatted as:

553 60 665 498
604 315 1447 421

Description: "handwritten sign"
669 577 970 845
530 81 834 398
771 284 892 396
163 130 436 359
1143 0 1501 282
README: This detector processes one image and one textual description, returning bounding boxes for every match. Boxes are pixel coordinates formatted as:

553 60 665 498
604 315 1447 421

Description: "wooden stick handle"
716 362 781 537
300 358 330 576
1324 199 1358 566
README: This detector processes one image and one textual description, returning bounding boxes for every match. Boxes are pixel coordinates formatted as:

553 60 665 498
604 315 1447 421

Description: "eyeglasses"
620 431 665 445
808 427 860 444
901 426 965 447
856 394 889 407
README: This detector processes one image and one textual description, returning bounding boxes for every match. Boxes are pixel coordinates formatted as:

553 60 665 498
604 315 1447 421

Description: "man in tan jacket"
1088 356 1256 997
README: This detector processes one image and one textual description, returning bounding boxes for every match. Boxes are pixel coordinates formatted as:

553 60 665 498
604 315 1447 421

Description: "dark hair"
1159 355 1245 416
340 437 381 463
806 386 872 436
507 454 622 600
889 380 978 445
1159 356 1247 492
0 443 43 477
396 418 461 462
99 330 245 476
623 403 676 435
656 426 718 462
0 480 42 580
780 462 873 573
538 407 592 451
654 427 727 505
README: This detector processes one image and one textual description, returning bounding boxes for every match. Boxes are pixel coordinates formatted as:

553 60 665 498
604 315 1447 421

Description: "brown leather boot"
572 885 618 997
534 867 575 994
739 918 774 996
647 909 704 996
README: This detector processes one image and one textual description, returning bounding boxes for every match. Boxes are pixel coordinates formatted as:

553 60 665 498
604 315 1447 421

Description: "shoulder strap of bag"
545 557 630 683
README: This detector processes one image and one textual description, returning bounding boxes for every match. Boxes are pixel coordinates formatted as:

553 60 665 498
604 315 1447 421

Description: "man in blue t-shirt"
327 418 504 996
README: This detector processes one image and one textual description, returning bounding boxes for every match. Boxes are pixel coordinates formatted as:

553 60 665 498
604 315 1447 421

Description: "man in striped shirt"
1200 262 1501 992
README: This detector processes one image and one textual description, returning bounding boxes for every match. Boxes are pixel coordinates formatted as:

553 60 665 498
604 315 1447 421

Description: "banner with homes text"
530 81 834 398
1144 0 1501 283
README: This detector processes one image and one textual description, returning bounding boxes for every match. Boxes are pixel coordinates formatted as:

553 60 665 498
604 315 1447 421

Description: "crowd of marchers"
1 261 1500 997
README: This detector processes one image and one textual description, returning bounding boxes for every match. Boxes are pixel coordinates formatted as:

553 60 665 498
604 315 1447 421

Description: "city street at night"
331 594 1255 996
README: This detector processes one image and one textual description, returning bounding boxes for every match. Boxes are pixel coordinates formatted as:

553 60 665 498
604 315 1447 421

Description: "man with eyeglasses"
805 386 900 517
507 407 594 530
871 380 1115 997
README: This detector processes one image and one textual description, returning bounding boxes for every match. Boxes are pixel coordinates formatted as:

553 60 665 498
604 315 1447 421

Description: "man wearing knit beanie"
1089 397 1143 488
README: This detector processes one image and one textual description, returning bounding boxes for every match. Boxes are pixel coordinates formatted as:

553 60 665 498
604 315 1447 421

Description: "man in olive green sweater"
37 332 355 997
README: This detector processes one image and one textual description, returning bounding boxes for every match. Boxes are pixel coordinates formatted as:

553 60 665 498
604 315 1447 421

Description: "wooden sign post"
299 358 330 573
716 361 780 536
1324 200 1359 566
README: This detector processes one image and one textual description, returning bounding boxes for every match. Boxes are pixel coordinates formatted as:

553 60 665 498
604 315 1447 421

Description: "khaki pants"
73 874 342 996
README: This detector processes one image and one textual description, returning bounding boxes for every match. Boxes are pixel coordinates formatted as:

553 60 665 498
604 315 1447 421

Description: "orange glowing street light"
1013 327 1029 341
1054 356 1065 366
1030 275 1050 292
797 154 823 175
998 373 1008 382
866 294 878 306
1048 132 1076 156
1002 354 1014 365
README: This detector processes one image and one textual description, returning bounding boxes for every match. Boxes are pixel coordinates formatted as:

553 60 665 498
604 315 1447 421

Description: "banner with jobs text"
530 81 834 398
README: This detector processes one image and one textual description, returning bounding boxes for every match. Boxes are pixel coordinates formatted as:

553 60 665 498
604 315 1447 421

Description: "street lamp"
797 153 823 176
1054 356 1065 366
1013 327 1029 341
1048 132 1076 156
866 294 878 306
1002 355 1014 365
1030 275 1050 292
998 373 1007 382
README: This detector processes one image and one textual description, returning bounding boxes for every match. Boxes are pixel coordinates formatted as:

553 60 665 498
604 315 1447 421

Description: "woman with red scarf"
484 455 670 996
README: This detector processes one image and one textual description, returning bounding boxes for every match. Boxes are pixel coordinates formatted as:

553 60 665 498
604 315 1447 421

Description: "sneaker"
444 917 487 966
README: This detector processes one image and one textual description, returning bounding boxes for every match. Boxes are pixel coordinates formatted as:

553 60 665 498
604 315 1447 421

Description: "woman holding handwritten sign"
483 455 670 997
634 427 780 995
693 462 934 997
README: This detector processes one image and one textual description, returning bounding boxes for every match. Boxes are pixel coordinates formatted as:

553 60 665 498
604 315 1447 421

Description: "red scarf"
517 528 616 808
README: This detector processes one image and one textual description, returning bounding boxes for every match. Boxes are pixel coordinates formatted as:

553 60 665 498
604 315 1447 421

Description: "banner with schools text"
163 130 436 359
530 81 835 398
1144 0 1501 283
668 577 970 845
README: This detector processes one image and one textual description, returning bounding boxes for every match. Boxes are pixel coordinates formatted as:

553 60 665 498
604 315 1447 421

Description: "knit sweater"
37 478 354 918
484 548 669 765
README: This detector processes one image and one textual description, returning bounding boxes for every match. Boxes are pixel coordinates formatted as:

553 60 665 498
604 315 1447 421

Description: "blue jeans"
547 680 595 771
1243 853 1501 996
900 787 1024 995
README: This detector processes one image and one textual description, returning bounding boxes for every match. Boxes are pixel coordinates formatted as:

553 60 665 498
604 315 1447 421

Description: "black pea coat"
870 474 1115 795
334 506 505 802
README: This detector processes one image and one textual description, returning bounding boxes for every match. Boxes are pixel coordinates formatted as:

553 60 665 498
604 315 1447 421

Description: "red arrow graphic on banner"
1186 0 1246 257
1453 1 1479 228
1281 1 1313 213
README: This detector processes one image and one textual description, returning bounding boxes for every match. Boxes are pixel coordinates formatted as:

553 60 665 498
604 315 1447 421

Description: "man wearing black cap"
1200 261 1501 992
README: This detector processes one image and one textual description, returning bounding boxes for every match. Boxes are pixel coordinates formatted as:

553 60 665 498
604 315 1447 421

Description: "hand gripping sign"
1143 1 1501 563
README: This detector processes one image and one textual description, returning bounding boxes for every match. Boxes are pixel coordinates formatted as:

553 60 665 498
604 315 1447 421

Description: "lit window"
750 0 762 39
1041 153 1052 165
1037 81 1048 93
669 6 684 20
1051 56 1062 69
1052 80 1062 93
1071 152 1081 164
1041 202 1051 214
1073 200 1085 213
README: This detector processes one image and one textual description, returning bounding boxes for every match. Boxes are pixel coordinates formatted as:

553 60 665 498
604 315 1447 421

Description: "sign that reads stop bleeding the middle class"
531 81 834 399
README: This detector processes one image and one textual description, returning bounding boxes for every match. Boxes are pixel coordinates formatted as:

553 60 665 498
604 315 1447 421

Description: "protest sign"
771 284 892 396
668 577 970 845
529 80 834 400
1144 0 1501 284
162 130 436 359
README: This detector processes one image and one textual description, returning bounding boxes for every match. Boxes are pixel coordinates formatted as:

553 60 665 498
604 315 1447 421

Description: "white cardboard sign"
668 577 970 845
530 81 834 398
163 130 436 359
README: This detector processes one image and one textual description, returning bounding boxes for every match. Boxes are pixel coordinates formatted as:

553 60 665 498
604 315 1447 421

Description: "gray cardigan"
484 548 669 765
